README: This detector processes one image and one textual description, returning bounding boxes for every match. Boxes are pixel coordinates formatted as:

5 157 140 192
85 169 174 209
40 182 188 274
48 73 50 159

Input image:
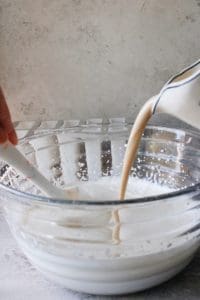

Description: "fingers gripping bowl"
0 120 200 295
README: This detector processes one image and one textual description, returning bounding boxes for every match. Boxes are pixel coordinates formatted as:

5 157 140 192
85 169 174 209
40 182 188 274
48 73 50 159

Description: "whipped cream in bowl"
0 121 200 295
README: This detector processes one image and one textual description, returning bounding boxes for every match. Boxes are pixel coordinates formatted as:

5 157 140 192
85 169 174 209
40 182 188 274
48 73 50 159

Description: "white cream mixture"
72 176 172 200
9 177 199 295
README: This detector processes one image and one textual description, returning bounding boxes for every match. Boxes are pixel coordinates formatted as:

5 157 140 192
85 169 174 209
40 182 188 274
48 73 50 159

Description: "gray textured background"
0 0 200 124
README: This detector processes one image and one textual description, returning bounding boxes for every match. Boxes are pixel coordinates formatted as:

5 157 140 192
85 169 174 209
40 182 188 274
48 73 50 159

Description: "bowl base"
31 256 193 295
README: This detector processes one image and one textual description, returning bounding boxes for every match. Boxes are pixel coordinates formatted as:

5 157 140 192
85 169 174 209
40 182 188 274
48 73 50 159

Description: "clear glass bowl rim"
0 125 199 206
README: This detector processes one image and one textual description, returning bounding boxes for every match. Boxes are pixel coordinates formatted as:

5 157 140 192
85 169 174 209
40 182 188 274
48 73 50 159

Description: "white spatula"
0 142 78 199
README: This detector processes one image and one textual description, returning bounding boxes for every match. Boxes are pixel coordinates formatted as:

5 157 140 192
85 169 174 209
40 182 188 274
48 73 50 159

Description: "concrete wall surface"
0 0 200 122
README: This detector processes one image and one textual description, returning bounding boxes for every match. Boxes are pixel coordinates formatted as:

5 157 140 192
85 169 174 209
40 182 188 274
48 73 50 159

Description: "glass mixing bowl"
0 120 200 295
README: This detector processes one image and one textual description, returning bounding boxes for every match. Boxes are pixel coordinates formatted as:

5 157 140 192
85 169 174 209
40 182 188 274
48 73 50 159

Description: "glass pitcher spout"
152 59 200 130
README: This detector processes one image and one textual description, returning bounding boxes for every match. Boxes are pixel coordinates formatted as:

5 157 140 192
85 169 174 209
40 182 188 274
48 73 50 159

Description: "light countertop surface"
1 211 200 300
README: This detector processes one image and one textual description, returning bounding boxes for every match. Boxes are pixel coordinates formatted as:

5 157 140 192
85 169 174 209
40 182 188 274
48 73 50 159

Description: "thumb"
8 128 18 145
0 86 18 145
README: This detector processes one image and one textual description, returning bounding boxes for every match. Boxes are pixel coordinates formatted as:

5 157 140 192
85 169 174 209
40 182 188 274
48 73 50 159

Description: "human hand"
0 86 18 145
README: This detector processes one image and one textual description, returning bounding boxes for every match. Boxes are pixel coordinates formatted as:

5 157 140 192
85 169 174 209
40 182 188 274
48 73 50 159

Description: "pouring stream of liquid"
119 98 154 200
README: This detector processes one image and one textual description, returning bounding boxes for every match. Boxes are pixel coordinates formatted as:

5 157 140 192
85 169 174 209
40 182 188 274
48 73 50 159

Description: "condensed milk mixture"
119 98 154 200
